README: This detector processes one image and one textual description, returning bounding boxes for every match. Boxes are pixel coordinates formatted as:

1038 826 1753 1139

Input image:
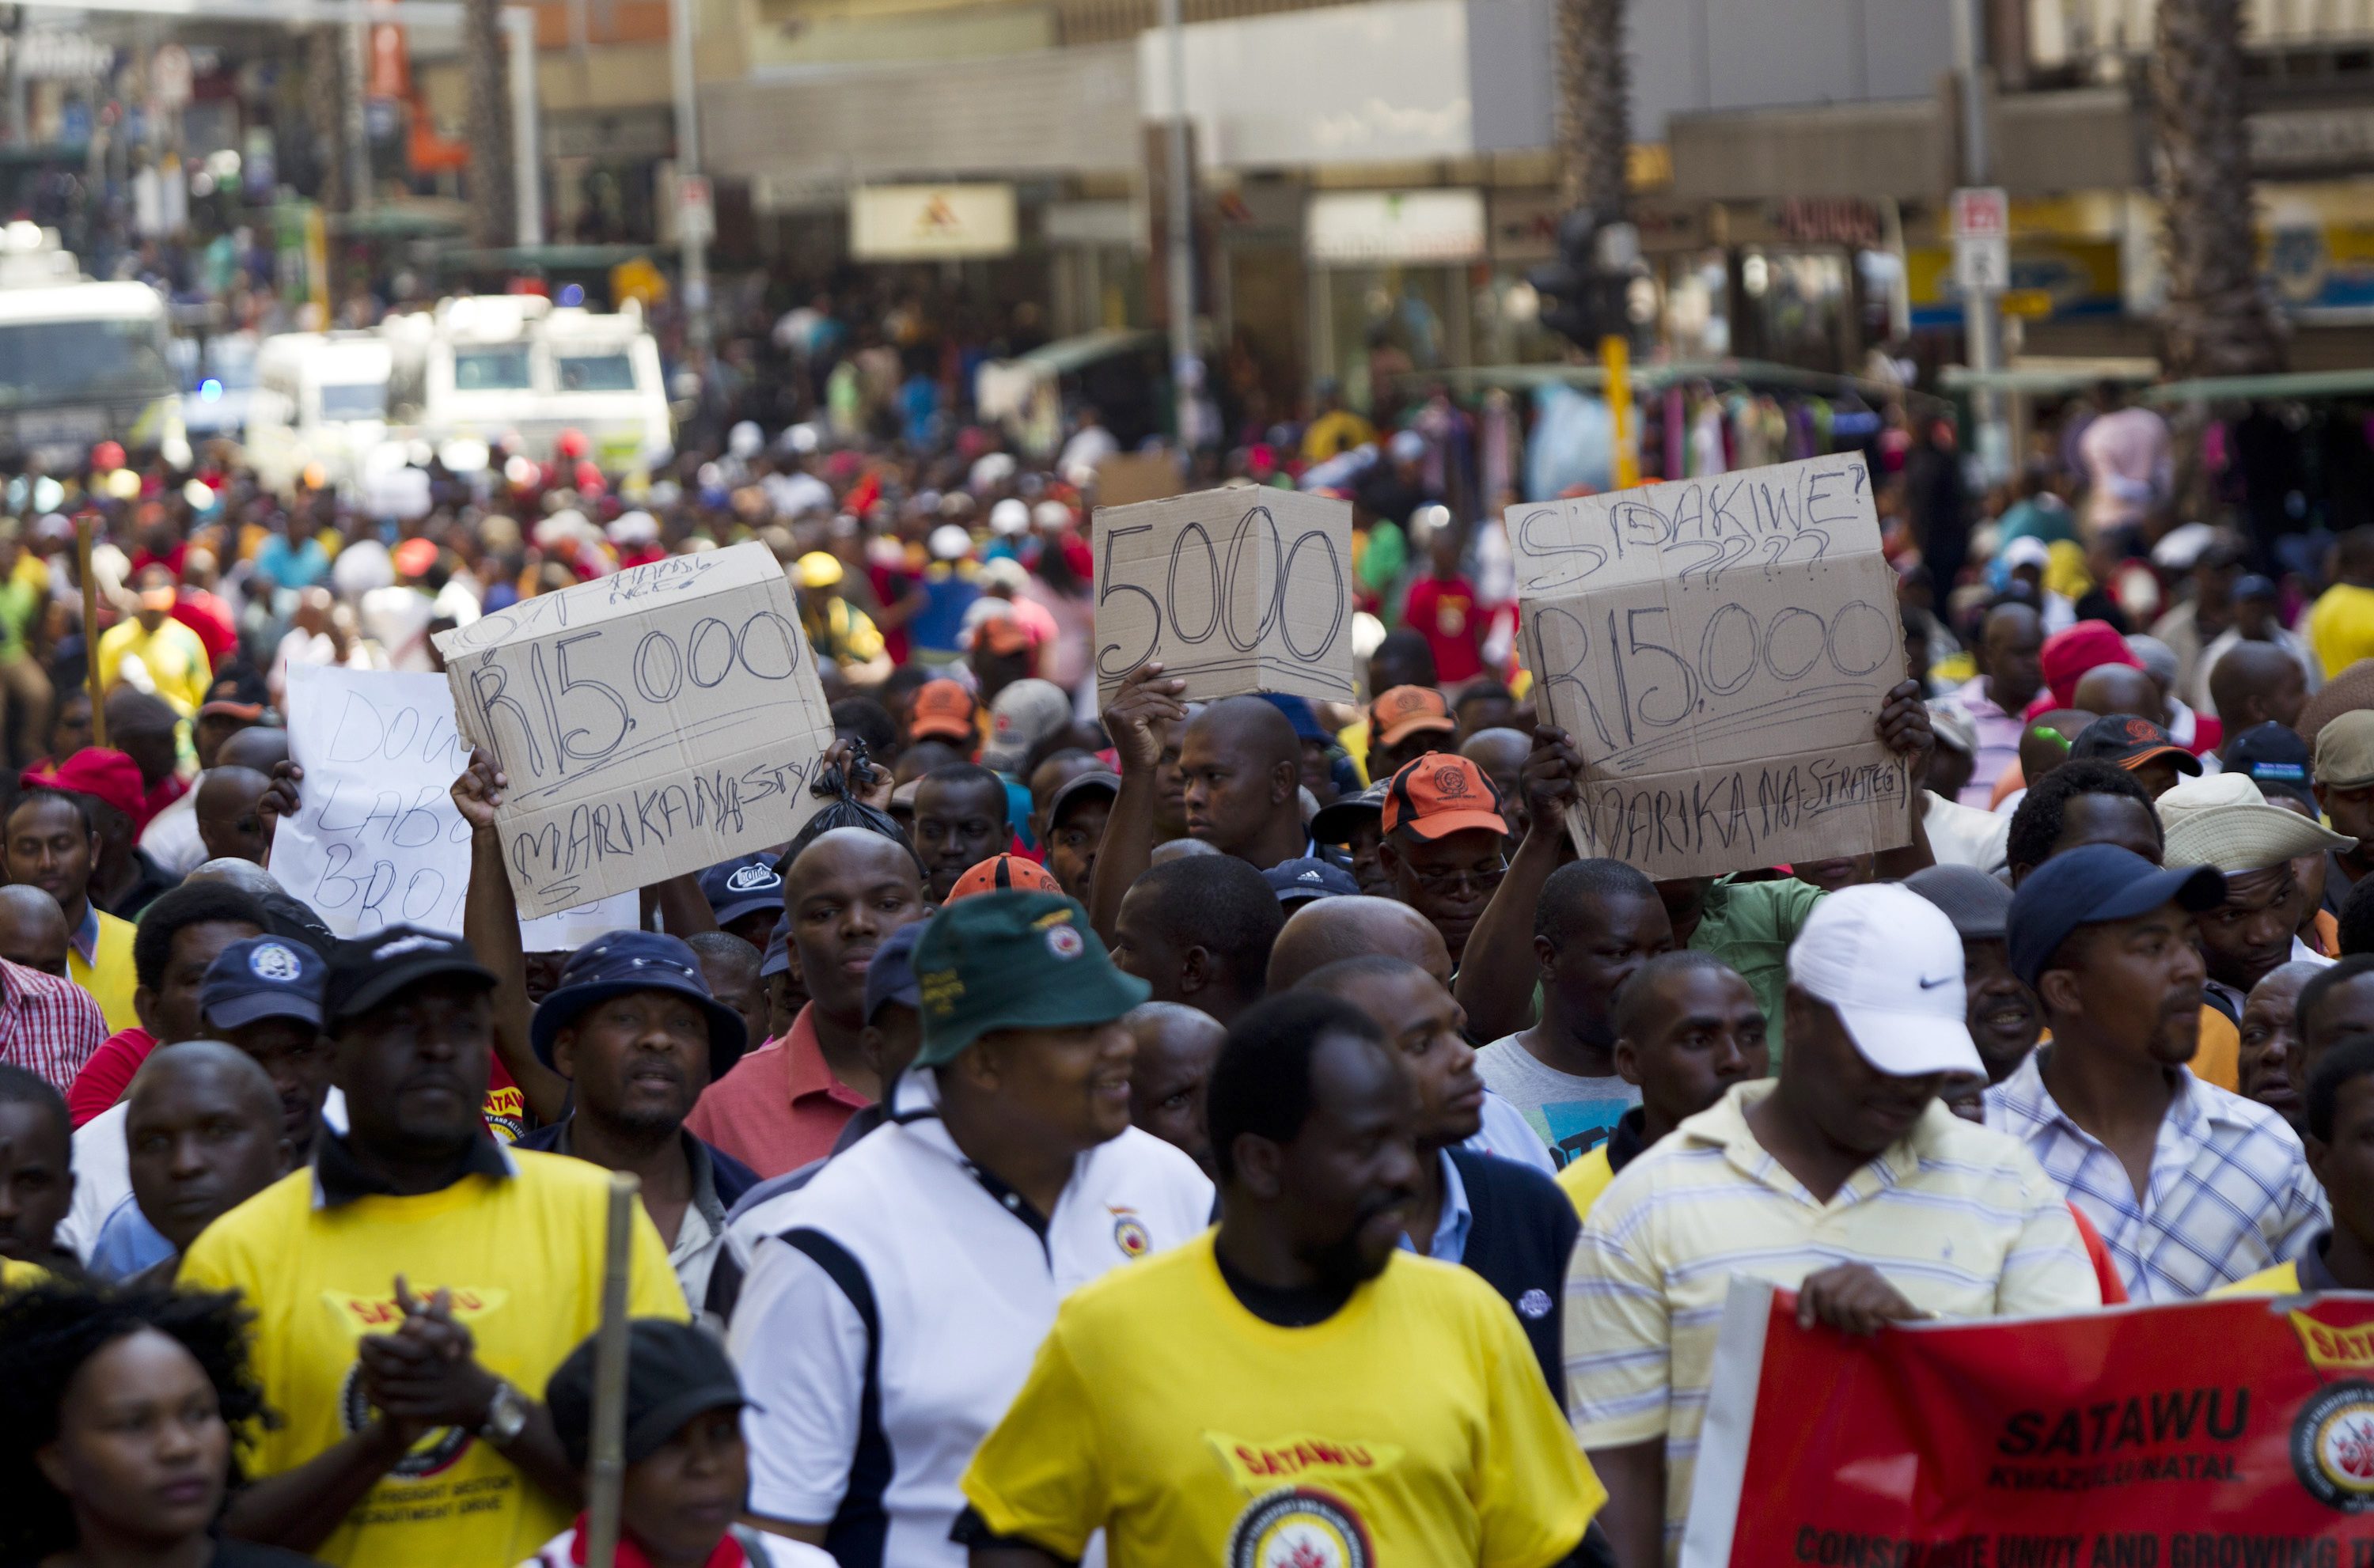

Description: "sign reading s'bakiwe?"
1507 454 1909 880
1094 485 1354 705
432 542 837 918
1684 1278 2374 1566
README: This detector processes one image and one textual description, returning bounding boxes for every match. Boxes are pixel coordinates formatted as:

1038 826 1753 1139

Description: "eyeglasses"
1409 861 1507 898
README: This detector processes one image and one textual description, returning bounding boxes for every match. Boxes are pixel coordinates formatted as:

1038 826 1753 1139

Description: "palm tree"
1554 0 1628 221
2151 0 2283 378
466 0 516 248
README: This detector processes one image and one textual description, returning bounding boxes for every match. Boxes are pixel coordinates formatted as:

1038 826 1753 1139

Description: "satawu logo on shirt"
321 1287 509 1333
1206 1431 1403 1491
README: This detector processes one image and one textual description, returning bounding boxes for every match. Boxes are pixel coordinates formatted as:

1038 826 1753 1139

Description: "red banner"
1683 1279 2374 1566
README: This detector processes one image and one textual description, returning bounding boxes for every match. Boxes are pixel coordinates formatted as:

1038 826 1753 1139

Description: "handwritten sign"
1094 486 1354 704
1508 454 1907 879
272 664 635 948
432 542 838 918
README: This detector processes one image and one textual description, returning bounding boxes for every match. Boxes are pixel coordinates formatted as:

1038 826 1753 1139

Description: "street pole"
1159 0 1196 449
1951 0 2008 483
343 17 370 213
669 0 709 353
503 7 541 247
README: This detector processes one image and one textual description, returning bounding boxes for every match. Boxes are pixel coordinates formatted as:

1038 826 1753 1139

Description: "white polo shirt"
726 1077 1212 1568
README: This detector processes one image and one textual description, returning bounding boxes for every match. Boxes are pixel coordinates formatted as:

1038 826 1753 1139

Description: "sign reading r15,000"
1092 487 1354 705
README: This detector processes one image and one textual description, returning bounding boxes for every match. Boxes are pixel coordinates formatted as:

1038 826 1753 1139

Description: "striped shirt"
1564 1080 2098 1560
1984 1048 2326 1302
0 956 107 1092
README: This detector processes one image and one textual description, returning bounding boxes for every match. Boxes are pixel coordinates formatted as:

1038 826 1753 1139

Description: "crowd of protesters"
2 312 2374 1568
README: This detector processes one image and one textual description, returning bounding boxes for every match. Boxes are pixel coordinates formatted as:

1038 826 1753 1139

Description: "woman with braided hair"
0 1280 322 1568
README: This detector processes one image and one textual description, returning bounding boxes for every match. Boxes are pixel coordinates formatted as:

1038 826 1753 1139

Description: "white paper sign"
271 663 635 949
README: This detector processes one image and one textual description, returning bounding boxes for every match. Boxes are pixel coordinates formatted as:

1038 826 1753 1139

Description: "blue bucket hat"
530 930 749 1069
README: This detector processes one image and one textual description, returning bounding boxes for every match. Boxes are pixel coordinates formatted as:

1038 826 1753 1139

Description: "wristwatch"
479 1378 530 1448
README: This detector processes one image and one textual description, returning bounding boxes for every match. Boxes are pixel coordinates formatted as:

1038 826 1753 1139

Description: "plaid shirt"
1984 1049 2326 1302
0 956 106 1092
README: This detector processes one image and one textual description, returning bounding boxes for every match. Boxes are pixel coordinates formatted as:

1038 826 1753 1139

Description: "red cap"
1371 685 1456 748
909 679 977 742
1382 753 1510 840
23 748 146 822
2039 620 2139 711
947 854 1062 901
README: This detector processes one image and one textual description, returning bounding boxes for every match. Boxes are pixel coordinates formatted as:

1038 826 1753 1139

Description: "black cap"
2069 713 2201 778
545 1319 747 1471
324 925 498 1027
1045 771 1120 830
1309 782 1387 846
2226 721 2315 807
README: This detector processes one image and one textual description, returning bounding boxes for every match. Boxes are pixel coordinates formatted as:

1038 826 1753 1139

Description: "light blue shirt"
69 900 98 968
1460 1089 1556 1175
1398 1149 1472 1265
89 1195 175 1279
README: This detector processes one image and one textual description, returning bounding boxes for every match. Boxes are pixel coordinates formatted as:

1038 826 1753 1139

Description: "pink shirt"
684 1003 871 1179
1943 675 2027 809
66 1027 157 1127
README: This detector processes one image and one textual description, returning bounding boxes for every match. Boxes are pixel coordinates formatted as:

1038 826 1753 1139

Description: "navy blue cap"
530 930 748 1069
1262 857 1360 904
1257 691 1328 744
2232 574 2278 601
201 935 326 1031
2227 721 2315 806
2006 843 2227 989
863 921 927 1021
758 911 791 979
700 856 785 927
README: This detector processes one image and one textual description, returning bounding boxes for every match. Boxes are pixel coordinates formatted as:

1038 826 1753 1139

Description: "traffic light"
1526 209 1640 352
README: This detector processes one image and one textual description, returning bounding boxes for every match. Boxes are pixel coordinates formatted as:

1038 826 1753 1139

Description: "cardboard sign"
272 664 635 946
1685 1277 2374 1566
1508 454 1907 879
1093 450 1183 508
433 543 837 918
1094 486 1355 704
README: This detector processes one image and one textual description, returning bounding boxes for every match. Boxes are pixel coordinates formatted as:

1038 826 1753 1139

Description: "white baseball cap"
1785 883 1983 1078
989 498 1031 536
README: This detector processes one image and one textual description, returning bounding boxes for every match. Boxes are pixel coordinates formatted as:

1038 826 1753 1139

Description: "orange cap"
977 614 1041 659
1382 753 1510 840
1371 684 1456 747
909 679 977 742
947 854 1062 901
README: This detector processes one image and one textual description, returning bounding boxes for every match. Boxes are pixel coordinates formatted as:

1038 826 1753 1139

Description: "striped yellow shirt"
1563 1080 2100 1560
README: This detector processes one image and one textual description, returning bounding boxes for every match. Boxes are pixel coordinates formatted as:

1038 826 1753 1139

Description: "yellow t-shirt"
2195 1004 2240 1095
2309 582 2374 683
96 616 214 719
961 1230 1601 1568
1556 1144 1616 1221
71 908 140 1036
178 1149 688 1568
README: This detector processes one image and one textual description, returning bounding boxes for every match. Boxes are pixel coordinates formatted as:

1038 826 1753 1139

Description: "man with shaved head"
1124 1001 1225 1174
2209 639 2310 748
90 1040 290 1282
1090 666 1318 943
0 883 69 975
1265 899 1557 1177
1941 600 2046 805
688 825 927 1176
196 765 275 864
2072 662 2165 725
1266 893 1452 991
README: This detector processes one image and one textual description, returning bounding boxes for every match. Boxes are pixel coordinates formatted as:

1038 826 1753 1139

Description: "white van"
385 294 671 472
0 223 188 470
244 331 393 494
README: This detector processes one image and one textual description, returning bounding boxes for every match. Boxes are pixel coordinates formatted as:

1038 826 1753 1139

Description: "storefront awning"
1419 357 1949 410
2143 368 2374 405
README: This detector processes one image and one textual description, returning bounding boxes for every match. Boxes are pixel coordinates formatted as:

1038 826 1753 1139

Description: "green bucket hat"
913 891 1150 1067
